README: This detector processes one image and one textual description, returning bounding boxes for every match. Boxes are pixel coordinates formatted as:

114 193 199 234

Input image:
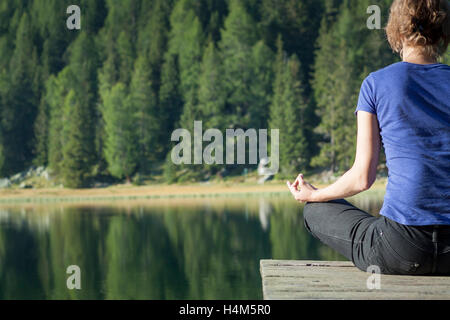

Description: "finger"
287 181 298 196
287 181 295 192
294 173 305 186
287 181 293 192
289 180 298 188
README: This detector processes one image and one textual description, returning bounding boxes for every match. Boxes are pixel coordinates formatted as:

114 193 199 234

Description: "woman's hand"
287 174 318 203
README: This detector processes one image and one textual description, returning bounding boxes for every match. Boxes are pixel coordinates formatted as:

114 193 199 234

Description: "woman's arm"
287 111 381 203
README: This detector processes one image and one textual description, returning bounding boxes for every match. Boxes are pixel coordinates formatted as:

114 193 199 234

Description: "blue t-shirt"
356 62 450 226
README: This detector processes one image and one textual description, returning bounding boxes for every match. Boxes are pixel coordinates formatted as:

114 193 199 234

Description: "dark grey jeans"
303 199 450 275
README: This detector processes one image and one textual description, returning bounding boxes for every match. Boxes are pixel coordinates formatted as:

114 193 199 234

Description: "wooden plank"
260 260 450 300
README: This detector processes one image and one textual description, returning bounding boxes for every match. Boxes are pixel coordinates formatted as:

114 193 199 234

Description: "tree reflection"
0 195 382 299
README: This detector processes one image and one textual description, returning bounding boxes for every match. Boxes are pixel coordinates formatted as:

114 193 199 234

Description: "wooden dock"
260 260 450 300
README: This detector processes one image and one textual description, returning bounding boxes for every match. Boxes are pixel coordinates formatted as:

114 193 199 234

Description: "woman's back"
357 62 450 225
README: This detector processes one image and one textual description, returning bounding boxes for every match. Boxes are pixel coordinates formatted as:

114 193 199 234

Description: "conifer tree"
170 6 204 133
166 7 204 180
46 33 99 187
159 53 183 175
270 37 310 175
102 83 138 182
312 3 356 172
46 69 73 176
137 0 172 92
312 0 395 172
219 0 258 128
98 0 139 94
259 0 326 92
248 40 274 129
197 41 226 129
129 54 160 173
0 12 38 175
0 0 405 183
159 53 183 141
67 33 98 183
134 0 173 167
31 0 81 166
117 31 135 86
61 90 92 188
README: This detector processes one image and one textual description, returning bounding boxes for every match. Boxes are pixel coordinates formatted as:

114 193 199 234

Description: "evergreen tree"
270 37 310 175
163 152 178 184
259 0 326 92
134 0 173 167
129 54 160 173
197 41 226 129
169 4 204 133
46 33 99 186
98 0 140 94
312 5 356 172
117 31 135 86
31 0 82 166
102 83 138 181
0 0 403 183
248 40 274 129
0 71 6 172
164 1 208 179
46 69 73 176
311 0 394 172
78 0 107 34
0 12 38 175
219 0 258 128
159 53 183 143
96 1 140 176
159 53 183 175
33 96 50 166
137 0 172 91
61 90 93 188
67 33 98 184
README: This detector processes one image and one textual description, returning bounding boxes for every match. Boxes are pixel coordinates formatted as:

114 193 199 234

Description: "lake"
0 193 384 300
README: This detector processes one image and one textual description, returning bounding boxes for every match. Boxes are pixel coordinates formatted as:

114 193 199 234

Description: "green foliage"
159 53 183 140
442 49 450 65
270 36 311 175
219 0 258 128
0 0 422 182
0 12 39 175
249 41 275 129
197 41 226 128
172 10 205 132
0 198 365 299
46 69 73 176
312 0 396 172
129 54 160 172
61 90 93 188
163 152 178 184
61 34 98 187
102 83 138 181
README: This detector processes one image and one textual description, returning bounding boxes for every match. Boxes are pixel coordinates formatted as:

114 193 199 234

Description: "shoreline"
0 180 387 204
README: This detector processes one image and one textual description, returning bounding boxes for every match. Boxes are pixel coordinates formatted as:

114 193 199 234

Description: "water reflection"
0 194 383 300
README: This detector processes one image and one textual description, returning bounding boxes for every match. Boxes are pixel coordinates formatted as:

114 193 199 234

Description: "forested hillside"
0 0 447 187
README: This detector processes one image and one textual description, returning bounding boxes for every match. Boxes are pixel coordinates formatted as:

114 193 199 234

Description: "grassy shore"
0 178 387 204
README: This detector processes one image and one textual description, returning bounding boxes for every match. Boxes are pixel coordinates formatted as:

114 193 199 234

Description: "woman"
287 0 450 275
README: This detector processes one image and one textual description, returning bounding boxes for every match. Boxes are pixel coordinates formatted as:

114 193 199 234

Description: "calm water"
0 194 383 300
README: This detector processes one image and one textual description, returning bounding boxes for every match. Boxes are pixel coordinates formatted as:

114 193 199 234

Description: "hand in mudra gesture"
287 174 318 203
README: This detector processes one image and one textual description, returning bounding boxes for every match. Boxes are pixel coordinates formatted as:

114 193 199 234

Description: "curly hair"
386 0 450 59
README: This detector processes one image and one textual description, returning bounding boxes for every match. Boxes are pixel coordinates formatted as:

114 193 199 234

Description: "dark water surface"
0 194 383 299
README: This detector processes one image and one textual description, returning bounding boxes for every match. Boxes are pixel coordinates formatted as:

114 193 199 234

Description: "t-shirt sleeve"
355 75 376 115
